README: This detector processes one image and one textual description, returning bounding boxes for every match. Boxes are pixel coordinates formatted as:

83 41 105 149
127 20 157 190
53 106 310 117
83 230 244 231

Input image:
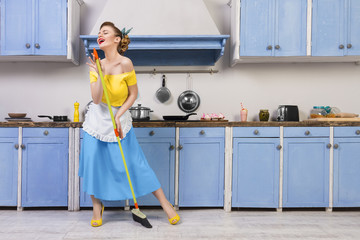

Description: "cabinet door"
333 138 360 207
312 0 345 56
275 0 307 56
240 0 273 56
232 138 280 208
35 0 67 55
283 138 329 207
347 0 360 55
0 135 18 206
22 136 68 207
179 138 224 207
1 0 33 55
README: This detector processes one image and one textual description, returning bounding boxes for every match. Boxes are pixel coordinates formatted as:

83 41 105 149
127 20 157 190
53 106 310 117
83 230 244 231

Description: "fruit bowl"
8 113 27 118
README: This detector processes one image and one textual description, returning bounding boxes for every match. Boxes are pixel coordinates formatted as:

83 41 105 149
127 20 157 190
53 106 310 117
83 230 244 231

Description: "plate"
8 113 27 118
5 117 32 122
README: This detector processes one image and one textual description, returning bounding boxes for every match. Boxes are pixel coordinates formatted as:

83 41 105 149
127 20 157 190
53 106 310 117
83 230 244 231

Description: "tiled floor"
1 208 360 239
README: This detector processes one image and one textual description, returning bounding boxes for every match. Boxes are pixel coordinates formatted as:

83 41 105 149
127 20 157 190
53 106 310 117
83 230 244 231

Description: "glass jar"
310 106 327 118
259 109 269 121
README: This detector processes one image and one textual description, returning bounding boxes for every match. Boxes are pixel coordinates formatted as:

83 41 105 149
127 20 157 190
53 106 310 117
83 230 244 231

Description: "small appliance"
277 105 299 121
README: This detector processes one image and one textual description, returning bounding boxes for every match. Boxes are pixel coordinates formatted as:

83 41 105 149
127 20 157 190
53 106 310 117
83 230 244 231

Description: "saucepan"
38 115 68 122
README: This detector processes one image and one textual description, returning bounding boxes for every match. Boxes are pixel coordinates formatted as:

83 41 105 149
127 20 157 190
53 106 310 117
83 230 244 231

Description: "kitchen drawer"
334 127 360 138
180 127 224 138
23 128 68 138
233 127 279 138
284 127 329 138
0 128 18 138
134 127 175 138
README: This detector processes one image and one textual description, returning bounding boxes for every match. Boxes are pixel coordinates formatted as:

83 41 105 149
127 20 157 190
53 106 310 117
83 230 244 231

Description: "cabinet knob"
200 130 205 135
347 44 352 49
170 145 175 150
35 43 40 49
253 130 259 135
356 130 360 135
305 130 310 136
339 44 344 49
275 45 280 50
25 43 31 49
327 143 332 149
276 145 282 150
44 130 49 136
267 45 272 50
149 131 155 136
178 145 183 150
21 144 25 149
15 144 19 149
334 144 339 149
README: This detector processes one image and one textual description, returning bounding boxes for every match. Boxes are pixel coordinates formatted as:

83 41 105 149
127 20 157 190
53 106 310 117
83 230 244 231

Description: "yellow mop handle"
93 48 139 208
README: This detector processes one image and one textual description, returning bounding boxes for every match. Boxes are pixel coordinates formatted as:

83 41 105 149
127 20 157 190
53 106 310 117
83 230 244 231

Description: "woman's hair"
100 21 130 55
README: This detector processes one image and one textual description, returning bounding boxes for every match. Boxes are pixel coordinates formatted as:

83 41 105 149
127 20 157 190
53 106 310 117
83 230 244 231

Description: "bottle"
74 101 80 122
259 109 269 121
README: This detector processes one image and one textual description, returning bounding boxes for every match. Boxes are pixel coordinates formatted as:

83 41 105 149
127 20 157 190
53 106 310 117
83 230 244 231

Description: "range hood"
80 35 229 66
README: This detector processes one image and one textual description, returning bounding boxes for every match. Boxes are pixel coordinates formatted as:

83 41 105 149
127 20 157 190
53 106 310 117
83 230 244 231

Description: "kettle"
277 105 299 121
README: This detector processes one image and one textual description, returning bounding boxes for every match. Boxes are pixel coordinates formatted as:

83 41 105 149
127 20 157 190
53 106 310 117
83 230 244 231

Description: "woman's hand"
86 53 103 74
115 114 124 139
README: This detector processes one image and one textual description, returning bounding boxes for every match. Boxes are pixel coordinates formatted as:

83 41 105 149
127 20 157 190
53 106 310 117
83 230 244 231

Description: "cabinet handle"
267 45 272 50
21 144 25 149
35 43 40 49
334 144 339 149
305 130 310 136
25 43 31 49
276 145 282 150
327 143 332 149
15 144 19 149
170 145 175 150
275 45 280 49
356 130 360 135
178 145 183 150
253 130 259 135
200 130 205 135
347 44 352 49
339 44 344 49
149 131 155 136
44 130 49 136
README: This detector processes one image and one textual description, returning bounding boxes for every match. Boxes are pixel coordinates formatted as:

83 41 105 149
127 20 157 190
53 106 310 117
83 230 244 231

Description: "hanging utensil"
178 73 200 113
155 75 171 103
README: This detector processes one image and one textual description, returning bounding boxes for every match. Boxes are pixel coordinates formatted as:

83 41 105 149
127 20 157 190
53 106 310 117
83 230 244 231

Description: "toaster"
277 105 299 121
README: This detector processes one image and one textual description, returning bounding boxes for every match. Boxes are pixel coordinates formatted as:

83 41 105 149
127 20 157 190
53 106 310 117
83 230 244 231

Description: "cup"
240 109 248 122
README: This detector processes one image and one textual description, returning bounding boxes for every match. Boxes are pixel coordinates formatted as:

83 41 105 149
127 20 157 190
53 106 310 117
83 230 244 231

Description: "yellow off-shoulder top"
90 69 137 107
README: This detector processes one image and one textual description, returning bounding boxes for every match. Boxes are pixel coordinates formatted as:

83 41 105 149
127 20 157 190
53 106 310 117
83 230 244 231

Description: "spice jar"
259 109 269 121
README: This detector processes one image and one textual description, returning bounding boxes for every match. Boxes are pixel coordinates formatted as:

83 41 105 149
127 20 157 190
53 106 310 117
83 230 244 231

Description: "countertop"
1 120 360 127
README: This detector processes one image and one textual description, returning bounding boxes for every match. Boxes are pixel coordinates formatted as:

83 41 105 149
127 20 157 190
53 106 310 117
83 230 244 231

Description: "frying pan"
155 75 171 103
163 113 197 121
38 115 68 122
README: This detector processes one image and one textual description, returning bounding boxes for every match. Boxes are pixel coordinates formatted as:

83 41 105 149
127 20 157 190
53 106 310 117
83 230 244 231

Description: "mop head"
131 208 152 228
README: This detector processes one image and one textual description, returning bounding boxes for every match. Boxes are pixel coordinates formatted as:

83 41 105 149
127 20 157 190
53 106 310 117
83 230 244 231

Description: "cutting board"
304 118 360 122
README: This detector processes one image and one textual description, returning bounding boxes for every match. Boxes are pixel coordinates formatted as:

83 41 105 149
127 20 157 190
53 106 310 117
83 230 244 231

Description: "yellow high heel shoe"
168 204 180 225
91 203 104 227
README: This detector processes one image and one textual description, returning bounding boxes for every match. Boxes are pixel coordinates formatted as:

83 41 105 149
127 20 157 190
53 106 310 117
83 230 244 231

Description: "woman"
79 21 180 227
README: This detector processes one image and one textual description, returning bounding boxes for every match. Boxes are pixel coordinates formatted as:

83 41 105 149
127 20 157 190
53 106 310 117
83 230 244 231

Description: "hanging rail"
135 68 218 75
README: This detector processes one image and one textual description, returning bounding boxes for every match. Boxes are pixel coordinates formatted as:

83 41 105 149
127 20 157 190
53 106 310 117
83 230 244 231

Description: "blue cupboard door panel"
275 0 307 56
333 138 360 207
283 138 329 207
232 138 280 208
312 0 345 56
35 0 67 55
240 0 273 56
347 0 360 55
22 137 68 207
1 0 33 55
179 138 224 207
0 138 18 206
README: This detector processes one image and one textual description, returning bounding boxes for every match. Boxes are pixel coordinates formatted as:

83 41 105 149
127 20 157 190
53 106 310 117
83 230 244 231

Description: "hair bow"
121 27 133 37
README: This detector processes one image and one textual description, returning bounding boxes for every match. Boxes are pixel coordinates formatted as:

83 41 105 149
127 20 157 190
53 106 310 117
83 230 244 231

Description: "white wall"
1 0 359 122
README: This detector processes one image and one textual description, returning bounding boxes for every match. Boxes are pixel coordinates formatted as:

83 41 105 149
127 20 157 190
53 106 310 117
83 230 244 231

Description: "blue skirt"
79 127 161 201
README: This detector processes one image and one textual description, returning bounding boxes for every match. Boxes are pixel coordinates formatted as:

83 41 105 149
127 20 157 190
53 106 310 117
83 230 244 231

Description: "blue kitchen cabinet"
333 127 360 207
179 128 224 207
312 0 360 56
1 0 67 55
283 127 330 207
21 128 68 207
0 128 18 206
232 127 280 208
240 0 307 56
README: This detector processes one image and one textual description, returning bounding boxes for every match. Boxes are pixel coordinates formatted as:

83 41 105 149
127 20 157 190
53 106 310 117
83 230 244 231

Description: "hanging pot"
155 75 171 103
177 90 200 113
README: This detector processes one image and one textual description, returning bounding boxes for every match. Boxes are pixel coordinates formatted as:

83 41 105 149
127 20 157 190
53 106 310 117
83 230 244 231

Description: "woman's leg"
152 188 178 223
91 195 103 223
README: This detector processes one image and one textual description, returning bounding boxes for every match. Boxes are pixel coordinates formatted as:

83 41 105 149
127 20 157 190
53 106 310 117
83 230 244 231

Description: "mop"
93 48 152 228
